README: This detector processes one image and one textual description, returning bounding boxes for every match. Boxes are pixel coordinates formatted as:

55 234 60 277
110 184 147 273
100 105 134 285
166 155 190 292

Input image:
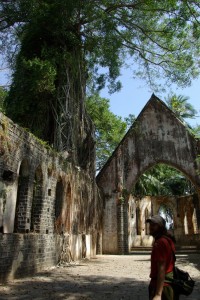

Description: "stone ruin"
0 112 103 281
97 94 200 254
1 93 200 282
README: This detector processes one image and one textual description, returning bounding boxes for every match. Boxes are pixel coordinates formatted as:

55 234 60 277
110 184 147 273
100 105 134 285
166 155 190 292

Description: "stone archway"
97 94 200 254
14 159 30 233
54 177 64 234
30 165 43 233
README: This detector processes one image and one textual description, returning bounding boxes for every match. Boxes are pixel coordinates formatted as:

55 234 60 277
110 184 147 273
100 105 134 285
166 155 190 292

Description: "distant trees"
165 93 200 137
133 163 195 196
85 94 138 171
86 94 127 171
165 93 198 121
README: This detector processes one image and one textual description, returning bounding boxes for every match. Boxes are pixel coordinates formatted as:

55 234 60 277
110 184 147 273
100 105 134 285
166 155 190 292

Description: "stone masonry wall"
0 112 103 282
97 95 200 254
128 195 200 249
0 234 61 281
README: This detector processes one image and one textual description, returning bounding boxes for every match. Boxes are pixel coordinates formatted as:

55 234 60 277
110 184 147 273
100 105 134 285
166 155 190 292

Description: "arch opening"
14 159 30 233
158 204 174 230
129 163 200 249
30 166 43 232
132 163 196 197
65 183 72 233
54 178 64 234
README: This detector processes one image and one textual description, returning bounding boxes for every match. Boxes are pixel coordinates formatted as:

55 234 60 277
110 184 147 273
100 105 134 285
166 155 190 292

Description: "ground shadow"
0 271 149 300
176 253 200 273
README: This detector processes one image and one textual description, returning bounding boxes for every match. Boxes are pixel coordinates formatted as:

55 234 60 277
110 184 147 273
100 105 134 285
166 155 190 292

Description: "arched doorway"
14 159 30 233
30 166 43 232
65 183 72 233
54 180 72 235
158 204 174 230
54 178 64 234
129 163 199 249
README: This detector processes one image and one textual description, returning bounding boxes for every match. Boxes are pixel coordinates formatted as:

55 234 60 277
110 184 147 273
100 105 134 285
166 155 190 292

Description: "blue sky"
100 67 200 127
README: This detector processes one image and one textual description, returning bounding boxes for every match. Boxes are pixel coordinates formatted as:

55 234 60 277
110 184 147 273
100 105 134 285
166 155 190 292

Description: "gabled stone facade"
97 94 200 254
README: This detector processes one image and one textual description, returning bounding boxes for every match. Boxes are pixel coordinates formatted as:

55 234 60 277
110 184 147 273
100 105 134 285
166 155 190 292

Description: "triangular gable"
97 94 200 192
97 94 196 179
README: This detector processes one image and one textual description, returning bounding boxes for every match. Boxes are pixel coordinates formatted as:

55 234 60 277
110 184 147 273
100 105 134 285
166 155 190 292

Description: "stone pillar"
96 232 102 254
102 195 118 254
117 202 128 254
193 193 200 233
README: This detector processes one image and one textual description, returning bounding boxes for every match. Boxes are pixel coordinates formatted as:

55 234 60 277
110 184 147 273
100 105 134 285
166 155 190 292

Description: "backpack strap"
162 236 176 284
162 235 176 262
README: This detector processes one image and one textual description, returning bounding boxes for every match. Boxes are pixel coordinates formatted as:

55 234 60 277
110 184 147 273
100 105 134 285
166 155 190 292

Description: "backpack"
165 266 195 296
164 237 195 296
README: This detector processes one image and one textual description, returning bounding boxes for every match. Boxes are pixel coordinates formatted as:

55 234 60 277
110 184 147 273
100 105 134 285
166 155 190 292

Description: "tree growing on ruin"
0 0 200 165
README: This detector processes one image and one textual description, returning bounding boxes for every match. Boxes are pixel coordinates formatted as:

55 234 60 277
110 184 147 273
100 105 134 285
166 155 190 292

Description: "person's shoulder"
160 235 175 250
157 236 168 244
156 236 173 248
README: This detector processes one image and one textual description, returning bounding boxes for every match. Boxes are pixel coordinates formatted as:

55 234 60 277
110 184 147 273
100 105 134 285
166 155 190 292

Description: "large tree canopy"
0 0 200 156
1 1 200 86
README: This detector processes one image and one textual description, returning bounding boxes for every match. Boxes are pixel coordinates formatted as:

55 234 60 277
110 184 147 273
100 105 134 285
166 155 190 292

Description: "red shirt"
150 236 175 287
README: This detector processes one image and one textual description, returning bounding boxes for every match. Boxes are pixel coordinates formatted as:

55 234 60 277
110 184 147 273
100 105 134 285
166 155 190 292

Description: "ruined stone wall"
97 95 200 254
128 195 153 248
0 113 103 282
102 194 118 254
0 234 61 281
128 195 200 249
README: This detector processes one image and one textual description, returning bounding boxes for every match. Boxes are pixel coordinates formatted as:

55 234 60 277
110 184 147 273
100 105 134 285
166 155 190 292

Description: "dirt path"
0 253 200 300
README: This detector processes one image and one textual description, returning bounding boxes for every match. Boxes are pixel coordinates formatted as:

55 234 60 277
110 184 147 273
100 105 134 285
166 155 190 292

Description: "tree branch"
105 1 142 13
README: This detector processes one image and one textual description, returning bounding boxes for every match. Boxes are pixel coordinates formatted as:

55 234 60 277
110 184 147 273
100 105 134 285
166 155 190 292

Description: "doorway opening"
129 163 199 249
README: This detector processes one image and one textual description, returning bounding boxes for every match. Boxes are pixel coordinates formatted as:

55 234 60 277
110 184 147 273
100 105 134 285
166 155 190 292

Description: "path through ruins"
0 253 200 300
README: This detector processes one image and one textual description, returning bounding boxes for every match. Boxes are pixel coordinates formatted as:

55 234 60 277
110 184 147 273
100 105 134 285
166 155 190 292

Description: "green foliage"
1 1 200 90
2 1 85 146
0 86 7 112
0 0 200 149
85 94 127 170
124 114 136 131
5 56 57 140
165 93 198 121
85 0 200 90
165 93 200 140
21 58 56 94
190 124 200 138
133 164 195 196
